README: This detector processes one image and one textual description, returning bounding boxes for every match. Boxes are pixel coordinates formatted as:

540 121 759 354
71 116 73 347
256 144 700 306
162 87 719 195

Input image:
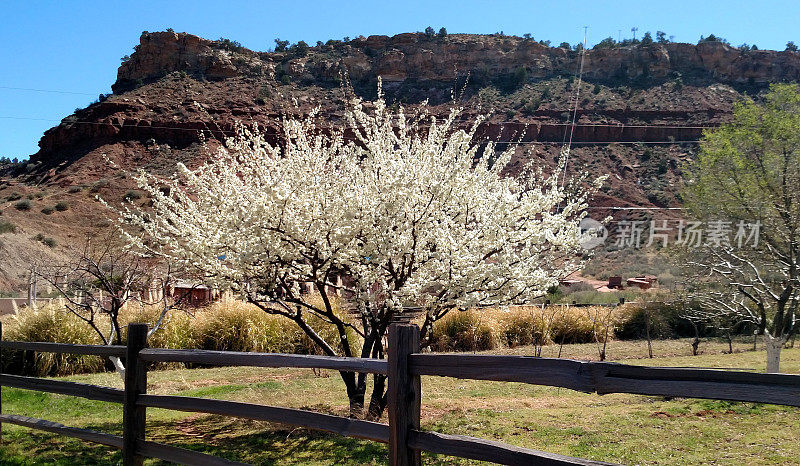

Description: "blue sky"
1 0 798 160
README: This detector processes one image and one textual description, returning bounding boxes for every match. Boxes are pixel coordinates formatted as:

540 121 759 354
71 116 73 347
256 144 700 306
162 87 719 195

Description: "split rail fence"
0 322 798 465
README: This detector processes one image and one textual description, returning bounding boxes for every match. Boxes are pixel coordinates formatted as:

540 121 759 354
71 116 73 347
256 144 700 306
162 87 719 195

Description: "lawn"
0 338 798 465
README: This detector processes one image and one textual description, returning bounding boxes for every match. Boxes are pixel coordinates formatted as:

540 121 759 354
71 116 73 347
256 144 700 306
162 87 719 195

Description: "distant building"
172 280 226 307
626 275 658 290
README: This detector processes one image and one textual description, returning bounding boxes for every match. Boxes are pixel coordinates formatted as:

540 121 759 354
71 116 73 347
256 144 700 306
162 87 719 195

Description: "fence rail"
0 322 798 465
138 348 388 374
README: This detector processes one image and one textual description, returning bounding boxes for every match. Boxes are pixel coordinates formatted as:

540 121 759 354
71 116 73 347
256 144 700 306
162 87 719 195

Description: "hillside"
0 30 798 292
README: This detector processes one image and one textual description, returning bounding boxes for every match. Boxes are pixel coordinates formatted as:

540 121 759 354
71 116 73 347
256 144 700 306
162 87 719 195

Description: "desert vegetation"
0 297 766 378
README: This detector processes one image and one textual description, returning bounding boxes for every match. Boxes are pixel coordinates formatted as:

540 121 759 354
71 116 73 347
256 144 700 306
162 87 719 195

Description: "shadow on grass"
0 414 389 465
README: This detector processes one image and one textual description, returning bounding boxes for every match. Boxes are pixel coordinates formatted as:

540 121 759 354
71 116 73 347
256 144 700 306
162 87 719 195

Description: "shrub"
89 179 109 193
14 199 31 211
614 302 687 340
478 86 500 104
255 85 272 105
217 37 246 53
698 34 729 45
41 206 54 215
54 201 69 211
4 306 105 376
549 308 597 344
121 306 196 351
288 40 309 57
430 310 495 352
274 38 289 52
522 98 541 115
192 302 297 353
6 192 22 201
32 233 55 247
123 190 142 202
0 220 16 234
499 312 548 348
68 186 82 193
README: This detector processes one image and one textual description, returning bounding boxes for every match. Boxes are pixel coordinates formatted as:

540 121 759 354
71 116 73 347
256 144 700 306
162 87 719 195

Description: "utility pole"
631 27 638 41
27 266 37 310
618 30 621 43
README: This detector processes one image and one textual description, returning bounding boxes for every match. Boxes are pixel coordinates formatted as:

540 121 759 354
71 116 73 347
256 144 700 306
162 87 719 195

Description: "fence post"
122 323 148 466
387 323 421 466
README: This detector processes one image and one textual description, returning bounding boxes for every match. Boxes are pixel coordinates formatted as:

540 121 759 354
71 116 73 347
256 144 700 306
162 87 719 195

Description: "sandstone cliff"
115 31 800 91
36 30 791 171
1 30 797 292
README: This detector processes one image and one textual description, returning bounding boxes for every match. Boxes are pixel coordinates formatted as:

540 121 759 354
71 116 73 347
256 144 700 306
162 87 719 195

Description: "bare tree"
683 84 800 372
680 286 747 355
36 231 192 375
683 246 798 371
532 303 559 357
585 305 616 361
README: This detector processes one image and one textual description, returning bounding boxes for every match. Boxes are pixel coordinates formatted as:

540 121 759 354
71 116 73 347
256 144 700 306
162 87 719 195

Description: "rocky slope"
0 30 798 292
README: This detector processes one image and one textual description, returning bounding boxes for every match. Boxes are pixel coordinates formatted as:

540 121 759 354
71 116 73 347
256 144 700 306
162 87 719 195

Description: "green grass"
1 339 799 465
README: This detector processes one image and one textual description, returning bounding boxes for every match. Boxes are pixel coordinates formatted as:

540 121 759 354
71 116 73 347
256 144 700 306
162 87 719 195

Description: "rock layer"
115 32 800 92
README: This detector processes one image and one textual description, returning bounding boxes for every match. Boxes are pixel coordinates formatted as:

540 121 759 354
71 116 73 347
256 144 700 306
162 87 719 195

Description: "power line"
587 206 683 210
0 115 715 131
0 116 239 134
491 140 699 145
0 118 700 145
480 122 714 129
562 26 589 187
0 86 98 96
0 116 706 143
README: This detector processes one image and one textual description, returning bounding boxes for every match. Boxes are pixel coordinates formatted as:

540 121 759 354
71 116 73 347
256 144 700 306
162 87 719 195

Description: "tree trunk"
690 321 700 356
765 335 786 373
341 371 366 417
366 374 388 421
347 386 366 417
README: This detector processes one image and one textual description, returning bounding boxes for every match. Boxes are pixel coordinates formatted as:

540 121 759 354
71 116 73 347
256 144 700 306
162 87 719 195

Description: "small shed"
607 276 623 289
172 281 217 307
559 279 583 287
626 276 658 290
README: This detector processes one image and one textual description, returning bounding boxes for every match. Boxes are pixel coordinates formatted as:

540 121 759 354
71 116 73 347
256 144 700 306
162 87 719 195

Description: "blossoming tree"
114 87 601 418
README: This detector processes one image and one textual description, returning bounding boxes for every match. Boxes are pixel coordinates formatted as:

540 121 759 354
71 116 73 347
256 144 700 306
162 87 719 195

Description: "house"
607 276 623 289
626 275 658 290
172 280 225 307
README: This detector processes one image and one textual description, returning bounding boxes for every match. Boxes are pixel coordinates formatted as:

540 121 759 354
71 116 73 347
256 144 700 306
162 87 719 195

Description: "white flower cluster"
115 84 601 315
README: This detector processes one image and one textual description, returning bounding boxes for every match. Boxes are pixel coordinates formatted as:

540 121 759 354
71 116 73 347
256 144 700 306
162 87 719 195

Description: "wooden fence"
0 322 798 466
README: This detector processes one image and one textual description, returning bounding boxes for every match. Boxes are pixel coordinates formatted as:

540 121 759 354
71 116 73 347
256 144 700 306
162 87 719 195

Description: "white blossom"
111 83 601 338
